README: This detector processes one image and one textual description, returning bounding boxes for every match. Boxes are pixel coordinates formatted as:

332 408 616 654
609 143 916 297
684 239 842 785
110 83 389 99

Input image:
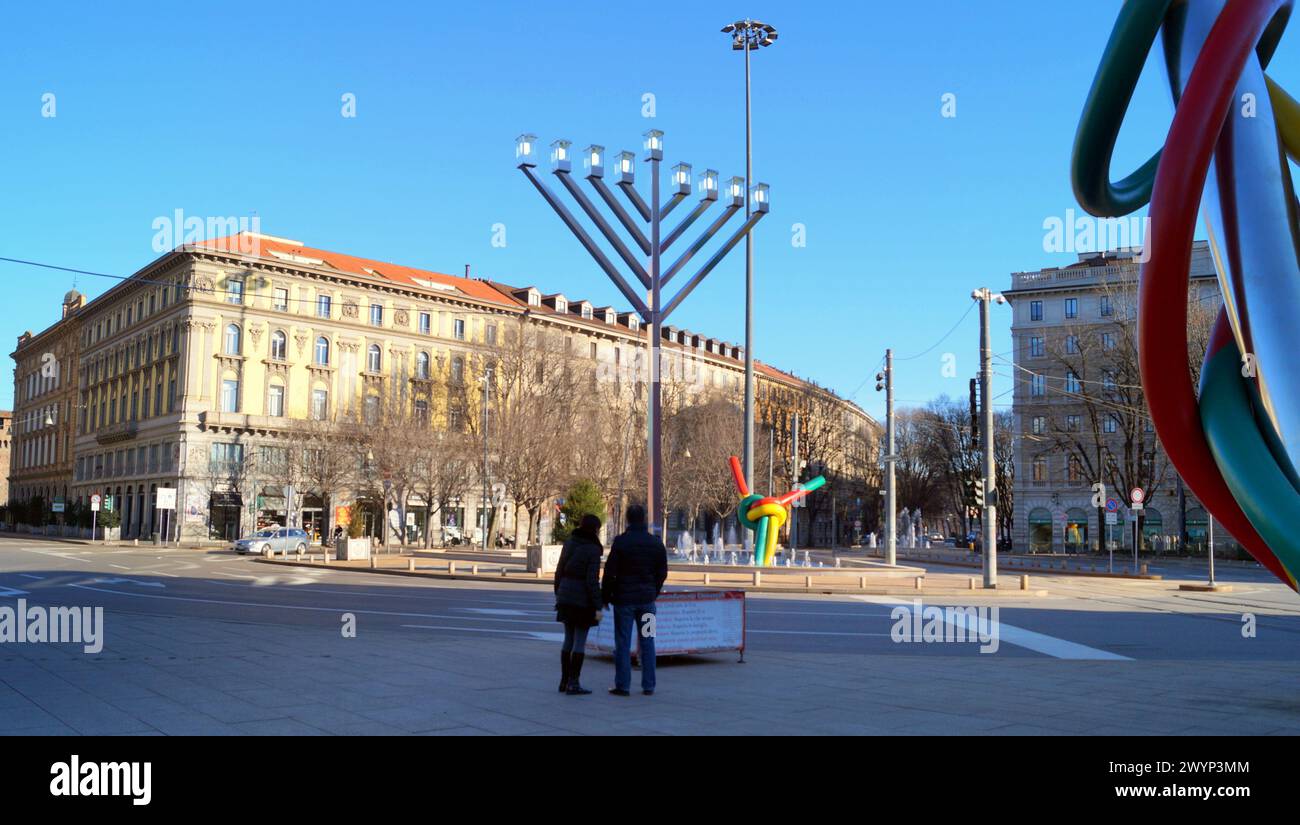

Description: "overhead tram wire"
847 302 978 400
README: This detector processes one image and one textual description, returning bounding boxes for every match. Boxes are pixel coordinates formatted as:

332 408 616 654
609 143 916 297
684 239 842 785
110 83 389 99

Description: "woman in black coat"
554 513 604 695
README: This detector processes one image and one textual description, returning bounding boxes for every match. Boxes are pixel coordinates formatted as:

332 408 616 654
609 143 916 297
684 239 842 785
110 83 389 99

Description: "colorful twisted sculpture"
729 456 825 566
1074 0 1300 589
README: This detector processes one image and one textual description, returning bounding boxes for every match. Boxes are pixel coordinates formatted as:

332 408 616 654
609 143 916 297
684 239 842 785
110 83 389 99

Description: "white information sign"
155 487 177 510
591 590 745 657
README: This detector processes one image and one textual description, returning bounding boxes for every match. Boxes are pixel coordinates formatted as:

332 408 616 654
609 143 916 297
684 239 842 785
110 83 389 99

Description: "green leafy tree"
553 479 606 543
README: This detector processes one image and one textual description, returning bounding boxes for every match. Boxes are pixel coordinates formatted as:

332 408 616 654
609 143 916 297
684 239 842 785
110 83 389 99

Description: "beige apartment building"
8 290 84 515
9 232 878 545
1004 241 1235 555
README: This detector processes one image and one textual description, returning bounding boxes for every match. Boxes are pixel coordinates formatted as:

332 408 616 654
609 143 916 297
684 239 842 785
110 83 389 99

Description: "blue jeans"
613 602 656 692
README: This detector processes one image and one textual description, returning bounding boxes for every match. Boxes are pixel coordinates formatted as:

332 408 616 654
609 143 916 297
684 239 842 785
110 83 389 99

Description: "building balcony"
95 420 139 445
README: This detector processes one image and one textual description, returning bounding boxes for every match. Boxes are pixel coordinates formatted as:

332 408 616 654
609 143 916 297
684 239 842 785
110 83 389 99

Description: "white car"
234 527 310 555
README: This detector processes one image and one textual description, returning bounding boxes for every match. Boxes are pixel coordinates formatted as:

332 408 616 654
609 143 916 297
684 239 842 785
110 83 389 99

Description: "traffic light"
875 370 886 392
973 478 985 508
969 377 979 440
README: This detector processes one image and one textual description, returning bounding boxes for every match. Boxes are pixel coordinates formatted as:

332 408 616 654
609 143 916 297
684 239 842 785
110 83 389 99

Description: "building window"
1032 457 1047 482
314 336 330 366
454 319 466 340
1100 295 1113 317
1104 415 1119 434
486 323 497 345
224 324 241 355
1030 374 1045 397
581 305 593 319
1102 332 1116 350
274 288 289 312
1064 298 1078 319
367 344 381 372
1066 414 1081 432
1030 301 1043 321
270 330 287 360
449 407 463 432
267 385 285 417
311 389 328 420
370 304 383 326
451 355 464 384
227 279 244 305
1065 335 1079 354
1065 371 1080 393
1102 370 1117 391
363 395 380 425
416 352 430 379
1068 455 1083 483
221 379 239 413
317 295 332 318
1031 415 1046 435
414 399 428 423
1030 337 1044 358
419 312 431 334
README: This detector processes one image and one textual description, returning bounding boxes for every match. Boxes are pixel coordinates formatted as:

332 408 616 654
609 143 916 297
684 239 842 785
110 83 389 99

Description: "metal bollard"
859 575 867 589
969 577 977 590
805 575 812 588
704 572 711 585
915 576 923 590
448 561 456 575
369 556 377 569
753 571 761 587
1020 574 1029 591
472 564 479 575
408 558 416 572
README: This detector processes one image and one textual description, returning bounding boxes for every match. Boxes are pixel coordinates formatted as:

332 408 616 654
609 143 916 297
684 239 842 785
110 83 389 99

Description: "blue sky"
2 0 1295 417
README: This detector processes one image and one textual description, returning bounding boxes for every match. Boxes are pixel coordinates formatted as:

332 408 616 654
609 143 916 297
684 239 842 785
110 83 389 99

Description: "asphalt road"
3 535 1300 734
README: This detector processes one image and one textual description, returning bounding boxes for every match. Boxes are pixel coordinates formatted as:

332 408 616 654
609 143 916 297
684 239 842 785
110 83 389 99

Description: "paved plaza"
2 536 1299 735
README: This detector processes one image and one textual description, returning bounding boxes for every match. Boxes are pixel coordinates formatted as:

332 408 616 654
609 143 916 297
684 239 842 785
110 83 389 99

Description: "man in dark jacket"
601 504 668 696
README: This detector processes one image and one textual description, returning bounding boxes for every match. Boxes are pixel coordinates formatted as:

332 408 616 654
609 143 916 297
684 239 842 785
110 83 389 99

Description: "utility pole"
481 366 492 552
790 411 799 556
875 351 895 566
972 288 1004 587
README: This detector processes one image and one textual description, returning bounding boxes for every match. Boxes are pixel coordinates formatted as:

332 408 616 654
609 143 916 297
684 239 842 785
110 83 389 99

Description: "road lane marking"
109 564 130 570
747 629 892 637
403 624 563 642
0 585 30 597
852 596 1132 660
65 584 558 625
18 574 43 580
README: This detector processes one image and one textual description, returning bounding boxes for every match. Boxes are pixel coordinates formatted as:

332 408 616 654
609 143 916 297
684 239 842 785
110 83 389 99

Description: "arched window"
1028 508 1053 553
1064 507 1089 553
1185 507 1208 552
314 336 330 366
270 330 287 361
224 324 241 355
451 355 464 384
367 344 382 372
1141 507 1164 552
416 352 430 379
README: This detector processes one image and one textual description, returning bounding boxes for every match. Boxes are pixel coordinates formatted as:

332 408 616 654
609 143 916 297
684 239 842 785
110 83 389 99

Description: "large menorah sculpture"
517 130 769 536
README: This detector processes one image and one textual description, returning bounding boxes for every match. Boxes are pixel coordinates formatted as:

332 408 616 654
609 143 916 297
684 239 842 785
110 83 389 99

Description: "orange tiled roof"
194 233 522 307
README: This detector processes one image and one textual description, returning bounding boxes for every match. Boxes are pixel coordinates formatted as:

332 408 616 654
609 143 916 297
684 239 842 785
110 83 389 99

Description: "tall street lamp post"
517 132 768 536
721 17 778 510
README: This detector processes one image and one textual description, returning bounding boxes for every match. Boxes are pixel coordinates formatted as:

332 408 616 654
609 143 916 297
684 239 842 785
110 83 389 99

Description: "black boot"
559 651 572 692
566 652 592 695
